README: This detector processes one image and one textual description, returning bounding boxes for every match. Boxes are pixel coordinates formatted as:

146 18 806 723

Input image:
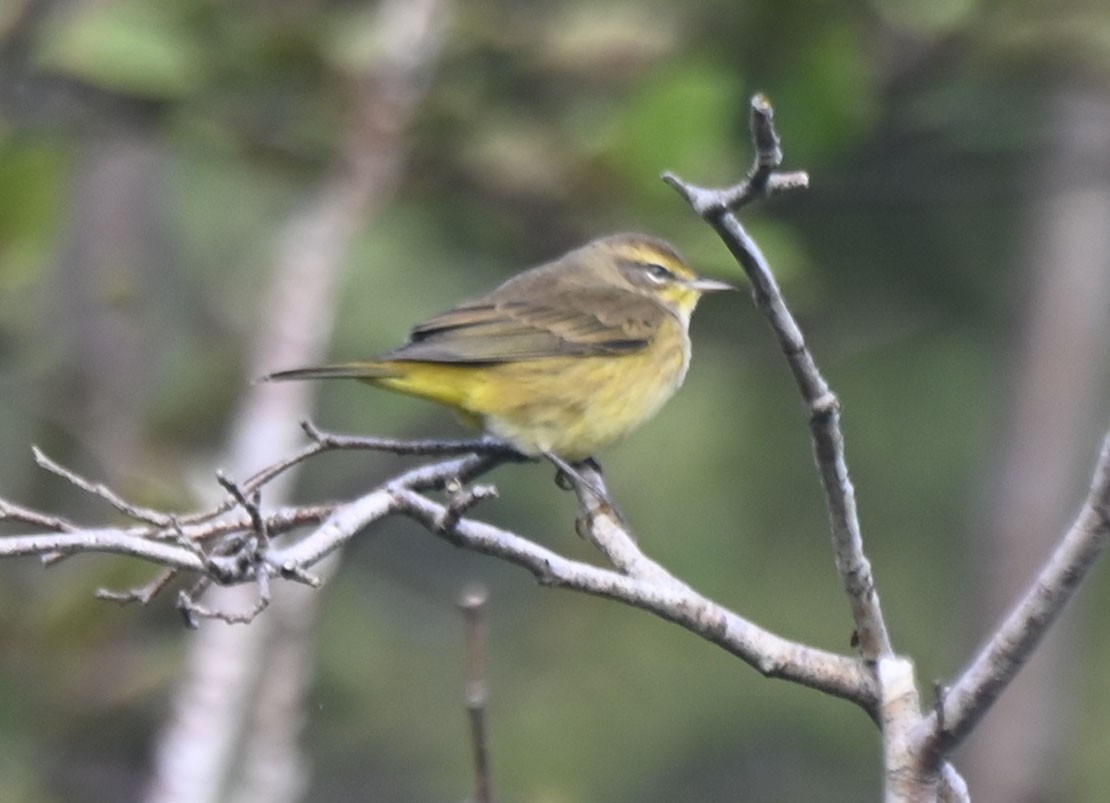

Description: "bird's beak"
687 276 737 293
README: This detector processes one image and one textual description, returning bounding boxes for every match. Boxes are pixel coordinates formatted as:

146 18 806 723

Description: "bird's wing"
382 287 669 363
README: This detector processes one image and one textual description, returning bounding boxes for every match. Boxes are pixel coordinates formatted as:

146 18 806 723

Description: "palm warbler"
264 233 733 461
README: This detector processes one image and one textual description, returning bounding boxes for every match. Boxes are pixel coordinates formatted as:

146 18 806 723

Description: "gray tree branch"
914 430 1110 760
664 94 892 664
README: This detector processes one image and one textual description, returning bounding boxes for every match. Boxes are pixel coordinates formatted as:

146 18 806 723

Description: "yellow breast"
469 316 691 460
365 315 692 461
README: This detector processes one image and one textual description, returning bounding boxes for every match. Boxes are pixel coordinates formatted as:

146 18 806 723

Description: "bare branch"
167 427 519 528
178 566 273 628
0 527 207 569
3 429 879 711
251 453 499 577
0 438 515 610
912 429 1110 761
215 471 270 547
34 445 175 526
878 657 934 801
665 93 892 662
301 420 522 457
459 586 494 803
438 481 498 533
662 94 809 215
566 462 690 587
0 496 79 532
391 485 877 708
97 568 179 605
938 764 971 803
666 93 1110 799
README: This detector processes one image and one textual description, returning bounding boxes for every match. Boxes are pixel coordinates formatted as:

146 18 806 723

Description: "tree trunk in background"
964 84 1110 803
51 134 169 485
142 2 447 802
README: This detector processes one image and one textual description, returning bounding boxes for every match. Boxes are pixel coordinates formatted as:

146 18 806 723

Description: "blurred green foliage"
2 0 1110 801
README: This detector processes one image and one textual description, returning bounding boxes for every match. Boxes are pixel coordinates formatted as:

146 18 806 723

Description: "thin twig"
267 453 495 573
438 482 498 533
912 429 1110 763
302 420 523 458
33 446 175 526
0 528 209 571
167 426 521 529
176 565 273 627
97 568 179 605
662 94 809 215
459 585 494 803
0 497 79 532
215 471 270 546
0 447 503 602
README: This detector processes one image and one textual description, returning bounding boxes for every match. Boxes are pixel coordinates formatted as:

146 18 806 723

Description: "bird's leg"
576 458 628 526
543 453 627 526
579 456 603 473
544 452 603 498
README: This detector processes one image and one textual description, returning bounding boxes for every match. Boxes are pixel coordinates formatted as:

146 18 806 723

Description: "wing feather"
383 286 667 364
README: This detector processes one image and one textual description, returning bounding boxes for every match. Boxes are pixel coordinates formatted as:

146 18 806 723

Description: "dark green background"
2 0 1109 800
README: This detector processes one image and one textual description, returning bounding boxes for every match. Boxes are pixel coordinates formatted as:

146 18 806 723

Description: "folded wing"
384 287 668 363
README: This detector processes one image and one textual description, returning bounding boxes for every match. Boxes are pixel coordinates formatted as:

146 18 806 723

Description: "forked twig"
33 446 175 527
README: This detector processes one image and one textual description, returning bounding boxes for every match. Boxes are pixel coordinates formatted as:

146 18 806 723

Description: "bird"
263 233 733 467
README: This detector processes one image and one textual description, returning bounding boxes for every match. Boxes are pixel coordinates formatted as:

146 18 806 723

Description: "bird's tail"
260 361 399 382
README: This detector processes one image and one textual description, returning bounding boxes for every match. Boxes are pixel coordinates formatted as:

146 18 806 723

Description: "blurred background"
1 0 1109 801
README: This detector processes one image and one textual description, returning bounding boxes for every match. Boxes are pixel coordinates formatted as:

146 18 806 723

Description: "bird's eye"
645 263 672 282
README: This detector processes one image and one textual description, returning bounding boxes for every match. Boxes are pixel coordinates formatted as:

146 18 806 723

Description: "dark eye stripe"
616 257 678 285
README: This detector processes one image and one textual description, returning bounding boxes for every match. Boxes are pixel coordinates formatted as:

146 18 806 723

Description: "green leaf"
35 0 206 98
